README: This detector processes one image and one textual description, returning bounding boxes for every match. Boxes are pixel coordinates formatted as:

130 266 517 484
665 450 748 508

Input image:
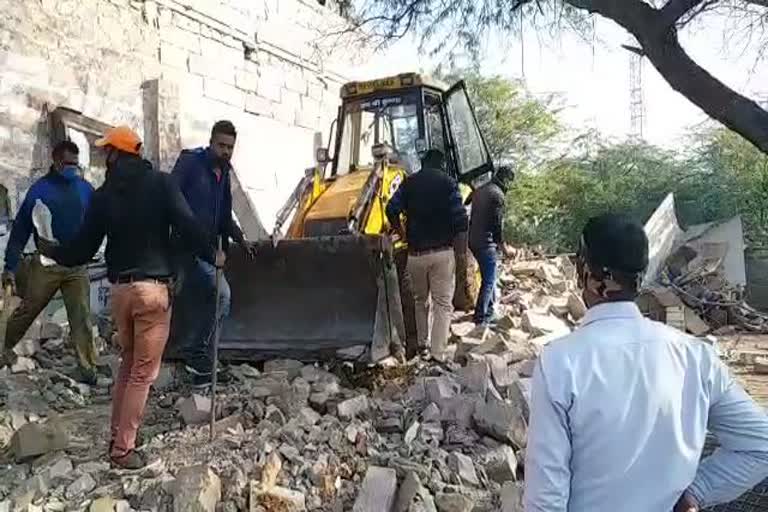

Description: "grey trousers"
407 249 455 360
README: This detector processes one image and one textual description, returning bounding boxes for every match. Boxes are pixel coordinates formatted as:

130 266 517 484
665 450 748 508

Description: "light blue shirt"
524 301 768 511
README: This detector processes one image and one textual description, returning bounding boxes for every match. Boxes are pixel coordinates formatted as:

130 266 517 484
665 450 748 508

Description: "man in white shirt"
524 213 768 512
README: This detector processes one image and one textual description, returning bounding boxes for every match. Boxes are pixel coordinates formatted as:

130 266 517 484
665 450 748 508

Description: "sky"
353 10 768 149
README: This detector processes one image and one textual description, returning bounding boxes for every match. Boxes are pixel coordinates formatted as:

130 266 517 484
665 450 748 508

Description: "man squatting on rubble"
524 213 768 512
166 120 255 387
467 165 515 326
386 149 468 362
1 140 99 384
38 126 225 470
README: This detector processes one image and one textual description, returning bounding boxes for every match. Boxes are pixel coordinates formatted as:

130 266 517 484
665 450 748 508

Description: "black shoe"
111 450 146 470
75 367 98 386
189 368 231 389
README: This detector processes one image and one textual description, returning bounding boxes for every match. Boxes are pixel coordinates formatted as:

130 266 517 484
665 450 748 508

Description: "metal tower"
628 39 646 140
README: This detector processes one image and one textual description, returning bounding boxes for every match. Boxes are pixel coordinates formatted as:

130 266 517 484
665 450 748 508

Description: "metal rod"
209 237 223 442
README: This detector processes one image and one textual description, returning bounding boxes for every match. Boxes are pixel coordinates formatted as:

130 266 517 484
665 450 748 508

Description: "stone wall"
0 0 374 236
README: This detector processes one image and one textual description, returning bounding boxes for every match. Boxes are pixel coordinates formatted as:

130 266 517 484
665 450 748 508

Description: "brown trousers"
110 282 170 458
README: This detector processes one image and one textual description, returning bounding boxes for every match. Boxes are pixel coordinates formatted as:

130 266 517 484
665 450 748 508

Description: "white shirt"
524 301 768 511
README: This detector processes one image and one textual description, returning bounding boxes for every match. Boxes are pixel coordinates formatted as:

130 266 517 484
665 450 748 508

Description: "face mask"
59 164 80 179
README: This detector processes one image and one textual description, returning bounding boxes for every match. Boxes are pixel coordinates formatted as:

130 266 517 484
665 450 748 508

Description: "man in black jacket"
39 126 223 469
385 149 468 361
468 166 514 325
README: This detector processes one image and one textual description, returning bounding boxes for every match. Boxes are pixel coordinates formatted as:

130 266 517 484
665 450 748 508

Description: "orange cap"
94 126 142 155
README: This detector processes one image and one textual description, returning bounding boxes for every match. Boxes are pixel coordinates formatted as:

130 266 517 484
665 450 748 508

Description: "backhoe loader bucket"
220 234 405 362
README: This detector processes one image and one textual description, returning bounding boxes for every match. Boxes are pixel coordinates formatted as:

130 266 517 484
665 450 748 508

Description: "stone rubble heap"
0 255 581 512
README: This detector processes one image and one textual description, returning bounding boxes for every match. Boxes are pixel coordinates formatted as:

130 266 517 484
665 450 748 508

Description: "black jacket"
468 180 506 250
385 167 468 253
53 155 214 282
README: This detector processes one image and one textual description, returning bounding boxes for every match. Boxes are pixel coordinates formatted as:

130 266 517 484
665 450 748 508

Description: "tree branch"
660 0 707 28
621 44 644 55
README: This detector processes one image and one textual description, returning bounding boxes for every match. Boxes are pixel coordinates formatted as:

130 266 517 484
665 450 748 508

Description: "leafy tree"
439 69 561 170
351 0 768 154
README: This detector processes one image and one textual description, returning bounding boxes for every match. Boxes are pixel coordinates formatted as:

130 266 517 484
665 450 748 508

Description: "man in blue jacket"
1 140 98 383
168 120 254 386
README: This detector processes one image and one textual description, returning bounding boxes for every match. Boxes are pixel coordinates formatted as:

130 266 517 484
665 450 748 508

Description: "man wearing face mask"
38 125 224 469
1 141 98 384
524 214 768 512
167 120 255 387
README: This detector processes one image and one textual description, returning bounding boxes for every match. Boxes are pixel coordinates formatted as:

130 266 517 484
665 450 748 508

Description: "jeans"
407 249 456 361
5 257 96 371
471 245 499 325
110 282 170 458
168 257 230 374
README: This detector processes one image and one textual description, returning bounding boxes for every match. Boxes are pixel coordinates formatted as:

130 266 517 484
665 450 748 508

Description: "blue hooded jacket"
4 166 94 272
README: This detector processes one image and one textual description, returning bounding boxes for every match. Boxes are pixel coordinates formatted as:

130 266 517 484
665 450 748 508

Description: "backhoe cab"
221 73 493 361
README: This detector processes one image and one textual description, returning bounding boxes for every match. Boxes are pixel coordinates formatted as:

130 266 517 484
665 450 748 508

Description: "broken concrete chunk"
404 420 420 445
755 357 768 375
425 377 460 404
152 364 176 391
172 465 221 512
65 473 96 499
486 355 517 389
11 356 36 373
9 473 49 511
483 445 518 483
298 407 320 426
76 461 110 475
683 306 710 336
10 422 69 461
40 322 64 340
263 359 304 379
447 452 479 487
566 293 586 320
472 395 527 448
458 361 489 396
394 471 436 512
89 496 117 512
353 466 397 512
337 395 369 420
501 481 524 511
261 451 282 489
422 403 441 423
250 481 306 511
521 311 570 337
434 493 473 512
467 334 511 356
45 456 74 481
178 394 212 425
264 405 286 426
13 339 40 357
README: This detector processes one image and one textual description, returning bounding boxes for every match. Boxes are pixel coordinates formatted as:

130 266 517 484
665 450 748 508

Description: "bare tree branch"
660 0 708 27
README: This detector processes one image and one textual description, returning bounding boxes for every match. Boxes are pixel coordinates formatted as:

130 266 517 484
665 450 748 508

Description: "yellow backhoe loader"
221 73 494 361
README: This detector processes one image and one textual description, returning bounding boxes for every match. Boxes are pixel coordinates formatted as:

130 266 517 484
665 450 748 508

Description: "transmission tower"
628 39 646 140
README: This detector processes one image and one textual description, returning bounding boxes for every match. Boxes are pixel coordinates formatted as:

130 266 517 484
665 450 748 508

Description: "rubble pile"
0 254 583 512
639 243 768 335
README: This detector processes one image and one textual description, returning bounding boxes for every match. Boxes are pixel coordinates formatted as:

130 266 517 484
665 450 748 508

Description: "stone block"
11 356 36 373
40 322 63 340
203 78 244 108
10 422 69 461
501 481 524 511
439 396 476 429
188 55 235 84
256 77 282 103
173 12 201 33
472 395 527 448
353 466 397 512
172 465 221 512
298 407 320 426
90 496 116 512
458 361 489 396
161 27 201 54
567 293 586 320
263 359 303 380
394 471 436 512
235 69 258 92
447 452 479 486
9 473 49 511
66 473 96 499
486 355 517 389
13 339 40 357
250 482 305 511
755 357 768 374
336 395 369 420
178 394 212 425
160 43 190 70
434 493 473 512
45 456 74 481
483 445 517 483
425 377 460 404
153 364 176 391
521 311 570 337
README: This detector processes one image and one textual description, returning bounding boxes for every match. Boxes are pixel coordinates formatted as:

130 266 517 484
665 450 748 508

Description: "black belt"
409 245 453 257
114 275 173 285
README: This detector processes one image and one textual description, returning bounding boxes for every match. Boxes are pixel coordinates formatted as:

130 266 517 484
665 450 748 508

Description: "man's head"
210 120 237 166
94 126 142 168
421 149 445 172
577 213 649 307
493 165 515 187
52 140 80 171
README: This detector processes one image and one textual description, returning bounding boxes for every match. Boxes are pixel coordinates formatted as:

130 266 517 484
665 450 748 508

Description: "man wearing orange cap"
39 125 224 469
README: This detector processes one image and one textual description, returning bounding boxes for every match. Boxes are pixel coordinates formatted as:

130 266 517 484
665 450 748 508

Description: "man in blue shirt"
1 141 98 384
524 214 768 512
168 120 254 387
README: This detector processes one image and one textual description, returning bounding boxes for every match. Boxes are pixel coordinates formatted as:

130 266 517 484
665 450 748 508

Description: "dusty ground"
720 334 768 407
